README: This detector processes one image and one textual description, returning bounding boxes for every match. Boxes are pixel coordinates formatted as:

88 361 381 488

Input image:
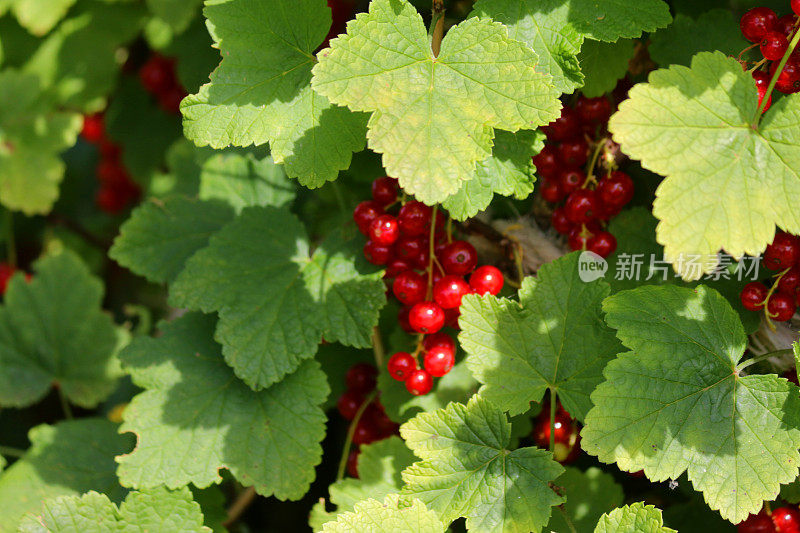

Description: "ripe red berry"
81 113 105 143
575 96 612 124
398 201 432 236
761 31 789 61
764 231 799 270
779 266 800 295
772 506 800 533
777 14 798 36
397 306 415 333
369 215 400 245
394 235 426 263
384 258 412 279
157 85 186 114
345 363 377 393
596 171 634 209
564 189 599 224
405 369 434 395
542 107 580 142
346 449 360 478
363 240 392 265
771 59 800 94
423 345 455 377
740 7 778 43
371 176 398 206
388 352 417 381
551 207 574 235
96 186 128 214
557 137 589 167
352 418 380 445
738 510 777 533
96 159 130 186
793 0 800 17
337 390 364 420
559 168 585 195
532 407 580 463
532 145 559 178
539 178 565 204
392 270 427 306
767 292 796 322
139 54 176 94
408 301 445 334
353 201 384 235
587 231 617 258
0 263 18 294
753 70 773 112
433 275 471 309
439 240 478 276
469 265 504 296
422 332 456 354
740 282 768 311
567 223 600 251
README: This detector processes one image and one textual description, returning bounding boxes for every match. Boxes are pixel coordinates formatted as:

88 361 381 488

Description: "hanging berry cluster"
534 94 634 258
740 2 800 110
353 177 504 396
80 113 141 214
740 231 800 325
739 505 800 533
138 54 187 115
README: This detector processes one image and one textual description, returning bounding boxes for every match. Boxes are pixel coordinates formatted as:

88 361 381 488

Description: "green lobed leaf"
582 284 800 523
18 487 210 532
566 0 671 41
649 10 749 68
146 0 203 35
163 16 219 94
608 51 800 280
116 313 329 500
546 467 624 532
11 0 77 36
319 494 443 533
459 252 622 420
442 130 544 220
170 206 386 390
312 0 561 204
190 486 228 533
0 419 134 531
0 70 81 215
578 39 634 97
181 0 367 187
110 197 235 284
401 396 564 533
0 251 123 408
594 503 675 533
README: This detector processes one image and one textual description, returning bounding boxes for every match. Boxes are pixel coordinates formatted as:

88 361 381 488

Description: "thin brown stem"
558 505 578 533
336 391 377 481
371 326 385 369
222 486 257 528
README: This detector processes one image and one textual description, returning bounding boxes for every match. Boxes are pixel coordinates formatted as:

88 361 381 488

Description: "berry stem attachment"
582 138 607 187
549 388 557 454
336 391 377 481
371 326 385 369
736 348 794 372
763 267 792 331
753 25 800 126
3 209 16 268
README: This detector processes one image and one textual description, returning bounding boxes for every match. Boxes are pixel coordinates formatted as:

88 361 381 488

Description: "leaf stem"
4 209 16 268
371 326 385 369
430 1 445 57
0 445 25 458
752 25 800 127
222 486 257 528
549 388 557 454
558 504 578 533
57 388 73 420
336 391 377 481
737 348 794 372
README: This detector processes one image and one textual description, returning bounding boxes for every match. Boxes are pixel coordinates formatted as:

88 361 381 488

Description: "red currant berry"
564 189 599 224
740 282 768 311
337 390 364 420
567 222 599 251
761 31 789 61
768 292 796 322
440 240 478 276
139 54 176 94
575 95 612 124
557 137 589 167
423 345 455 377
779 266 800 295
771 59 800 94
469 265 504 295
369 215 400 245
738 511 777 533
753 70 773 112
158 85 186 114
405 369 434 395
352 418 380 445
409 301 446 334
433 275 470 309
784 369 800 386
777 14 798 36
539 178 565 203
542 107 580 142
740 7 778 43
0 263 17 294
596 171 634 209
559 168 585 195
793 0 800 17
587 231 617 258
81 113 105 143
363 240 392 265
764 231 800 270
532 145 559 179
384 258 412 279
423 332 456 354
551 206 575 235
533 407 580 463
353 201 384 235
772 506 800 532
397 306 414 333
388 352 417 381
96 186 127 214
393 235 425 263
398 201 432 236
444 307 461 329
392 270 427 306
96 159 129 186
371 176 398 206
346 449 360 478
346 363 377 393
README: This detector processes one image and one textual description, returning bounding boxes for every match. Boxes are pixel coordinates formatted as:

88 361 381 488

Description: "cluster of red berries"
353 177 504 396
0 262 30 295
138 54 186 114
739 505 800 532
531 400 581 464
80 113 141 214
335 362 398 478
534 95 634 258
740 231 800 323
740 3 800 110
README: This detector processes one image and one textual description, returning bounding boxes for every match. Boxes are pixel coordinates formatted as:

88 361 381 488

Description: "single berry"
779 266 800 294
397 306 415 333
761 31 789 60
363 240 392 265
740 282 768 311
738 511 777 533
387 352 417 381
80 113 105 143
337 390 364 420
444 307 461 329
777 14 798 36
559 168 585 195
398 201 432 236
433 275 471 309
753 70 773 112
392 270 427 305
423 345 455 377
0 263 18 295
772 506 800 533
422 332 456 354
96 186 127 214
539 178 565 203
532 406 580 463
764 231 799 270
353 201 384 235
139 54 177 94
385 258 412 279
794 0 800 17
394 235 426 263
352 418 380 445
96 159 130 186
567 222 600 251
557 137 589 167
405 369 434 395
551 207 574 235
440 240 478 276
408 301 446 334
575 95 612 124
345 363 377 393
564 189 599 224
740 7 778 43
587 231 617 258
542 107 580 142
532 145 559 178
596 171 634 209
771 59 800 94
783 369 800 386
469 265 504 295
369 214 400 245
371 176 398 206
346 449 360 478
768 292 796 322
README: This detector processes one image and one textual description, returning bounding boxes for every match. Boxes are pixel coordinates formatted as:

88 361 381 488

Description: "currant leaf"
311 0 560 204
319 494 443 533
649 10 749 67
0 71 81 215
442 130 544 221
116 313 329 500
181 0 367 187
170 206 386 390
110 196 235 285
400 396 564 533
582 284 800 523
595 503 674 533
10 0 76 36
608 51 800 279
0 419 133 530
578 39 635 97
546 467 624 533
18 487 210 533
0 251 125 408
459 252 622 420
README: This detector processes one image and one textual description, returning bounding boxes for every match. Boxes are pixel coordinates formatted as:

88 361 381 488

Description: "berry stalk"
336 390 378 481
753 21 800 124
